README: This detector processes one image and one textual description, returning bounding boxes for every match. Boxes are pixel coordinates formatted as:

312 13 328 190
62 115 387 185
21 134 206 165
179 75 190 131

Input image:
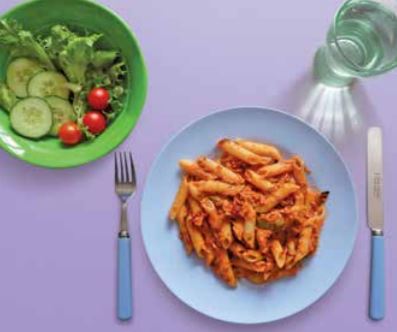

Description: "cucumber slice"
6 58 43 98
45 96 75 136
10 97 52 139
27 71 70 99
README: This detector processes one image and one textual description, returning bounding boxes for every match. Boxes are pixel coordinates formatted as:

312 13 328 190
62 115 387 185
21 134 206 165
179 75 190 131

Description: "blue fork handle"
117 237 132 320
369 234 385 321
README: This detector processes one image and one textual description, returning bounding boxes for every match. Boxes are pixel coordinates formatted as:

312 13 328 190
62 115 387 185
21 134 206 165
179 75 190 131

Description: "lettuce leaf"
0 82 17 112
92 50 118 69
0 19 55 70
58 33 102 84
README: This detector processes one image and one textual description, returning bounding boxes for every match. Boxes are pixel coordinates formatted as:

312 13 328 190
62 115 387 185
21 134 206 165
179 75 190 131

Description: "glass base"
313 47 355 87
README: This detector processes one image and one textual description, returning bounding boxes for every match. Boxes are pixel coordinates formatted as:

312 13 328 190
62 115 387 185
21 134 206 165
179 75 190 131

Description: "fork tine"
121 151 127 183
123 152 131 182
115 153 119 183
129 152 136 185
119 153 124 182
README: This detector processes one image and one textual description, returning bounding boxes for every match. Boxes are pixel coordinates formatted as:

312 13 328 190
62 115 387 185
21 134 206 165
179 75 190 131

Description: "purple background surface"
0 0 395 331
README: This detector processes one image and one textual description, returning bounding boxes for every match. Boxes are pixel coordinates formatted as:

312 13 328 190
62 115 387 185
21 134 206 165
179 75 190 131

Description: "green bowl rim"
0 0 148 169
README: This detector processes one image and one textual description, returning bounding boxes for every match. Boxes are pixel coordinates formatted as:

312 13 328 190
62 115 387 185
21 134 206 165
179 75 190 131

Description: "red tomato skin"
87 88 110 110
59 122 82 145
83 111 107 134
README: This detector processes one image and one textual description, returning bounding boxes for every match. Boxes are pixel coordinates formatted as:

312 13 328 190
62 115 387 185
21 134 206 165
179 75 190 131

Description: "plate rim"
141 106 358 324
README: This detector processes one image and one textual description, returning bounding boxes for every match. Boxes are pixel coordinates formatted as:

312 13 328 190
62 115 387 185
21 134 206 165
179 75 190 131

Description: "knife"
367 127 385 321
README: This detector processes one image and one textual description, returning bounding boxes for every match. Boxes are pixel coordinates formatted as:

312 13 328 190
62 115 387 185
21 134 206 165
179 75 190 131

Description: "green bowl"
0 0 147 168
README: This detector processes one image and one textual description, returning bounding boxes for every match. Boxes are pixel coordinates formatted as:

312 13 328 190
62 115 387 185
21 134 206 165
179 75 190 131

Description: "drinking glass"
314 0 397 87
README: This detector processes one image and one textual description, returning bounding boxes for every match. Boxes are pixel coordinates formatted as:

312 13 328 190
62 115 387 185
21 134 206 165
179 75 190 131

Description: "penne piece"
169 176 189 220
245 169 274 193
186 217 214 265
176 205 193 254
256 183 300 213
192 180 244 196
213 249 237 287
241 202 257 249
179 160 215 180
257 162 293 178
200 197 222 230
197 156 244 184
218 221 233 249
218 139 272 165
235 139 282 161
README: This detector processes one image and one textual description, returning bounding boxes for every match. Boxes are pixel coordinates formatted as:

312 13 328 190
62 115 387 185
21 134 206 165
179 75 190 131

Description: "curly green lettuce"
92 50 118 69
38 25 77 67
0 19 55 70
58 34 102 85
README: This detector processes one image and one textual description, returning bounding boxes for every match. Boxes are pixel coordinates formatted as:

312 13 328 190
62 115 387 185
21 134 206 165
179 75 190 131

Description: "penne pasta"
218 221 233 249
201 221 220 252
270 240 287 268
232 220 244 242
229 242 246 257
258 210 285 228
233 266 269 284
200 197 222 230
267 265 299 282
291 156 307 186
241 249 264 263
256 228 272 254
245 169 274 193
235 139 282 161
295 190 305 206
192 180 244 196
218 139 272 165
176 205 193 255
241 202 257 249
169 176 189 220
245 271 271 284
208 195 224 207
169 138 328 287
188 197 204 226
179 160 215 180
257 162 293 178
186 216 214 264
231 257 270 273
197 157 244 184
213 249 237 287
229 242 263 263
294 227 313 264
256 183 300 213
285 239 297 268
188 182 202 199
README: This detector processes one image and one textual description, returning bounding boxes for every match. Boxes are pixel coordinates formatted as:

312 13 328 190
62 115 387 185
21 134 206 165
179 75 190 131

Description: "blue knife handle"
369 234 385 321
117 237 132 320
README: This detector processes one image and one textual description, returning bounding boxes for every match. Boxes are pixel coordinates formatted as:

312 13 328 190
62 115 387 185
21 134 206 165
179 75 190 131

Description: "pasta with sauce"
168 138 329 287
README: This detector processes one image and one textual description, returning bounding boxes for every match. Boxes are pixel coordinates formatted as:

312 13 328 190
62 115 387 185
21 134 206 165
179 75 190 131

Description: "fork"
115 152 136 321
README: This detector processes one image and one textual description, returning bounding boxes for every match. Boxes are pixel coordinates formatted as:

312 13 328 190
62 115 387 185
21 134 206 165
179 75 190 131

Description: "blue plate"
141 107 357 324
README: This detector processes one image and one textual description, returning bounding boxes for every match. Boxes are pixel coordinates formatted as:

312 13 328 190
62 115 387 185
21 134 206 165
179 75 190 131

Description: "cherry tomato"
59 122 82 145
87 87 110 110
83 111 107 134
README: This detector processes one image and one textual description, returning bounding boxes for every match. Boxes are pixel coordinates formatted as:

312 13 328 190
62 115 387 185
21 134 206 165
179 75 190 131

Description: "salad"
0 20 127 145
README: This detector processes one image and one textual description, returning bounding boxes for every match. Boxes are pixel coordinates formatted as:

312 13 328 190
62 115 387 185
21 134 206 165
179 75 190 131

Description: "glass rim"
330 0 397 76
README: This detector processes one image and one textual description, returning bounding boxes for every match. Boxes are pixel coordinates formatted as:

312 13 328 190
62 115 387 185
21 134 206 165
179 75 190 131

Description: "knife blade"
367 127 385 321
367 127 384 234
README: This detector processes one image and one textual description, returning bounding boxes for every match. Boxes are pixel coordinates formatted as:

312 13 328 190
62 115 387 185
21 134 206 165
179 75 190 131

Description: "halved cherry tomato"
59 122 82 145
83 111 107 134
87 87 110 110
